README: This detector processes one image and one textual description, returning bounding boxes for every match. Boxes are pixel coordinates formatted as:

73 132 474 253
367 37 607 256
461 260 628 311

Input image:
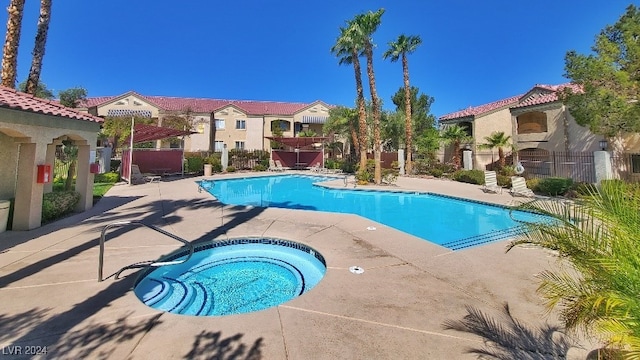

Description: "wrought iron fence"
611 152 640 182
516 150 596 183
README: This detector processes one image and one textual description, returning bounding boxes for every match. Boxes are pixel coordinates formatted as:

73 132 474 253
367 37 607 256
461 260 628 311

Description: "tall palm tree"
383 34 422 174
440 124 472 169
351 8 385 184
1 0 26 88
331 25 368 171
507 181 640 357
25 0 52 95
478 131 511 169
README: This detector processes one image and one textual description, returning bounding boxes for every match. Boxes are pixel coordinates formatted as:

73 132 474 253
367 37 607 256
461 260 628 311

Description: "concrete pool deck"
0 173 597 359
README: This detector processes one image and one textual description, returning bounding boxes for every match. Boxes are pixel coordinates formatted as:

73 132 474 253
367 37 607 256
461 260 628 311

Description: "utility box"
37 164 52 183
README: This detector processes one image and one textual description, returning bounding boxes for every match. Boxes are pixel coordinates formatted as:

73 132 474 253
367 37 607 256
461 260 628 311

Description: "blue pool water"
134 238 326 316
199 174 546 250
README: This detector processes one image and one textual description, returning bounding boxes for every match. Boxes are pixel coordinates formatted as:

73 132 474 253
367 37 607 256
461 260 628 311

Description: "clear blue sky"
1 0 635 116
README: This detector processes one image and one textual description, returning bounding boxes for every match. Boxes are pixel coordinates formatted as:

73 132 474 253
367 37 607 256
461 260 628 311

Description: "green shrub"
94 172 120 183
526 178 541 192
42 191 80 222
382 168 398 184
253 164 267 171
572 182 598 196
497 174 512 187
537 177 573 196
355 169 373 184
226 166 236 173
452 169 485 185
185 156 204 174
110 159 121 172
429 168 444 178
211 163 223 172
499 165 516 177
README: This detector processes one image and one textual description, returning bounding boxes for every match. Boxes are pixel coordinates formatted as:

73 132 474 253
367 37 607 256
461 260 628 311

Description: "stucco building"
79 92 332 152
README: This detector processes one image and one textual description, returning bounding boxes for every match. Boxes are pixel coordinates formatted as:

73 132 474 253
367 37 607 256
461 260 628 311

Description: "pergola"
265 136 328 169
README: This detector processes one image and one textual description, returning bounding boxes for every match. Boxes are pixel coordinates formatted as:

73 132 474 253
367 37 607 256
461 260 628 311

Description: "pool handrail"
98 220 194 282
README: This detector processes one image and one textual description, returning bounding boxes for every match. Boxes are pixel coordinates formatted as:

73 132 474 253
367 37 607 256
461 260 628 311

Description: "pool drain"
349 266 364 274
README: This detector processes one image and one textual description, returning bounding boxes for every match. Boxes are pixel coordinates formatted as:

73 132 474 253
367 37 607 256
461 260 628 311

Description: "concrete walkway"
0 173 596 359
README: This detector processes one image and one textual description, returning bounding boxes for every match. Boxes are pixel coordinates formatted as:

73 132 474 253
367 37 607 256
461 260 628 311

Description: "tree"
25 0 52 96
158 107 194 148
18 79 53 99
331 24 368 172
383 34 422 174
561 5 640 152
324 106 360 155
1 0 25 88
440 124 472 169
101 115 153 154
391 86 438 158
478 131 511 168
351 8 385 184
507 181 640 357
58 87 87 108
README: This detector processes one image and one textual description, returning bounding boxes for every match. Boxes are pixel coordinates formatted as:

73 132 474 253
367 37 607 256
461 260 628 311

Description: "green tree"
58 87 87 108
1 0 25 88
25 0 52 96
101 115 153 154
331 24 368 171
561 5 640 152
383 34 422 174
507 181 640 357
324 106 360 155
18 79 53 99
478 131 512 168
351 8 385 184
440 124 472 169
391 86 438 160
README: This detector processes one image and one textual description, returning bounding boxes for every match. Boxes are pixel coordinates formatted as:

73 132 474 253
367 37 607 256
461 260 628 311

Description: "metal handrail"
98 220 194 282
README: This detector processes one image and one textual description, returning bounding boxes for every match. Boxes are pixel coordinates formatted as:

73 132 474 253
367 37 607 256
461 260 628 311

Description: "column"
43 143 56 194
75 144 94 211
594 150 612 184
463 150 473 170
398 149 405 175
13 143 41 230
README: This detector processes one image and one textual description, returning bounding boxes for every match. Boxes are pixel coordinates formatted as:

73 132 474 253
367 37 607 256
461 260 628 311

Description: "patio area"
0 173 596 359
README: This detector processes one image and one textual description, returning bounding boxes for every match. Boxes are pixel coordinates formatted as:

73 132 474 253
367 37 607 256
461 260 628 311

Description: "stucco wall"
96 95 160 118
0 131 18 200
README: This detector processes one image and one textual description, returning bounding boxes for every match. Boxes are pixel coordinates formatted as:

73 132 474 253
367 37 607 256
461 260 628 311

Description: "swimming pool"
134 238 326 316
199 174 545 250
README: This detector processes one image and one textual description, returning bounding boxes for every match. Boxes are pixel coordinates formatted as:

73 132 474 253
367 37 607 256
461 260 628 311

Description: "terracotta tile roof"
512 83 582 109
82 92 313 116
0 85 103 123
439 95 522 121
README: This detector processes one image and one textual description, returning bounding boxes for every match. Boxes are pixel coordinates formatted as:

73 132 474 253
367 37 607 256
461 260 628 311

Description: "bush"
526 178 541 193
94 172 120 183
110 159 121 172
42 191 80 222
185 156 204 174
537 177 573 196
497 174 512 187
382 168 398 184
452 169 485 185
253 164 267 171
429 168 444 178
572 182 598 196
355 169 373 184
226 166 236 173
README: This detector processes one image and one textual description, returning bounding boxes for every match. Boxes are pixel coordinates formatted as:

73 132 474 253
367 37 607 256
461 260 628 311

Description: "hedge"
42 191 80 222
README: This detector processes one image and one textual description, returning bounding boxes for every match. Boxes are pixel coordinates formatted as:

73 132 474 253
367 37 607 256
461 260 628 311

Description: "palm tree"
25 0 52 95
1 0 26 88
383 34 422 174
331 25 368 171
324 106 359 156
507 181 640 357
351 8 385 184
440 124 472 169
478 131 511 169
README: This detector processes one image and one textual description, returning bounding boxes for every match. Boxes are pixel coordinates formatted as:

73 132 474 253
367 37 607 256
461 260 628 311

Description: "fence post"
594 150 613 184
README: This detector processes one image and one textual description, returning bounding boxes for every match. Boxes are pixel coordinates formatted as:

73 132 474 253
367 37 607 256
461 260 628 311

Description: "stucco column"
75 144 94 212
221 144 228 171
398 149 405 175
13 143 42 230
43 143 56 194
463 150 473 170
594 150 612 184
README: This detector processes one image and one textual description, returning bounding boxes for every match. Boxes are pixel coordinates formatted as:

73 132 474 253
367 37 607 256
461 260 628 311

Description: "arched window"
271 119 291 132
517 112 547 134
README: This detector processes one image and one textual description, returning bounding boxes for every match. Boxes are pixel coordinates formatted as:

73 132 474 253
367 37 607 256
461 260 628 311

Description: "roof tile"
439 95 521 121
0 85 103 123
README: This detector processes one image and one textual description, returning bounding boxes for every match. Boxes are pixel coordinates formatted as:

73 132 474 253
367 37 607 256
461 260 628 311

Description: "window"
214 119 225 130
517 112 548 134
235 141 245 150
632 154 640 174
235 119 246 130
271 120 290 132
214 141 224 152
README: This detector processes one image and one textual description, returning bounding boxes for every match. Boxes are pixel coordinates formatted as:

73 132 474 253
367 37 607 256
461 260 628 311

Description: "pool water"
199 175 545 250
134 238 326 316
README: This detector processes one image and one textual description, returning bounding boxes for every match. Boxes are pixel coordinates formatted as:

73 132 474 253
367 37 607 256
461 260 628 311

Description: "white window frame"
235 119 246 130
214 119 225 130
235 141 245 150
214 141 225 152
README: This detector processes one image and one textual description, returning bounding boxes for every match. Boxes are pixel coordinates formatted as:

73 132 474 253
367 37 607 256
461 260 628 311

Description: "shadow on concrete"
0 308 51 344
443 303 576 359
184 330 263 360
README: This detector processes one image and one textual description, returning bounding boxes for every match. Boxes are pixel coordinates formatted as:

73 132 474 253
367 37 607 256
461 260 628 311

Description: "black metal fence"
516 150 596 183
611 152 640 182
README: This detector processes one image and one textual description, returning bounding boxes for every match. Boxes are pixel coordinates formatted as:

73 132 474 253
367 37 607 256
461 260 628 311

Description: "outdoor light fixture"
599 139 608 151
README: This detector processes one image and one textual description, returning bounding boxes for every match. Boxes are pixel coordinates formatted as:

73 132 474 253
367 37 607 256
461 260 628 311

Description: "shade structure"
124 123 195 143
266 136 328 149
